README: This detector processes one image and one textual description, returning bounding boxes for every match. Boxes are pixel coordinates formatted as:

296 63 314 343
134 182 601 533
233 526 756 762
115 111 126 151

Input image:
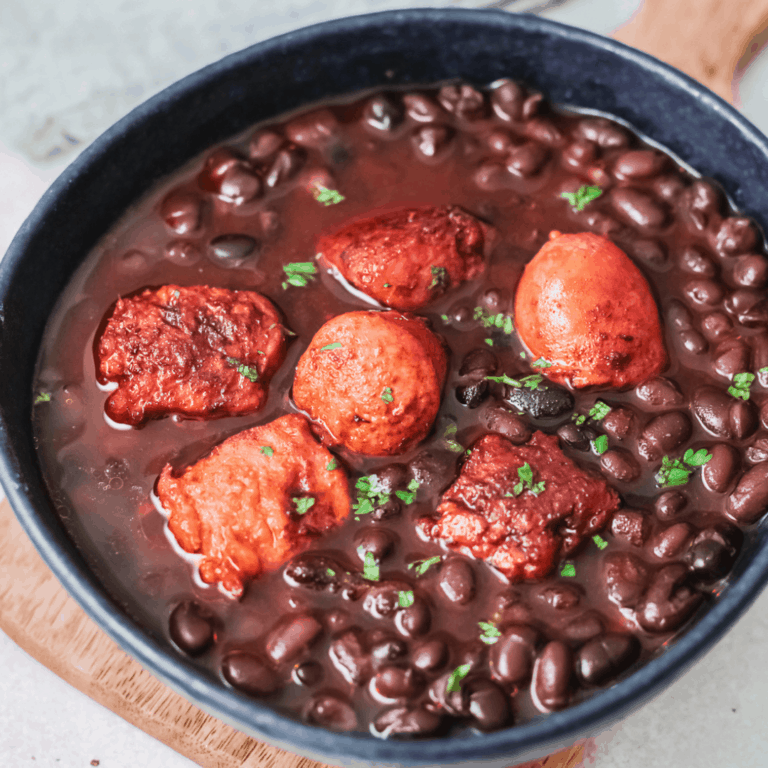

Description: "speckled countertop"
2 1 768 766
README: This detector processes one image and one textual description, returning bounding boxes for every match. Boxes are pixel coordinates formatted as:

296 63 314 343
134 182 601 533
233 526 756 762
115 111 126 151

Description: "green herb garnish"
398 590 415 608
589 401 611 421
443 423 464 454
326 458 339 471
326 568 336 577
363 551 380 581
484 338 494 347
656 449 713 487
728 372 756 400
293 497 315 515
473 306 515 335
320 342 342 351
592 534 609 550
381 387 394 404
34 392 51 404
395 478 420 505
561 563 576 578
446 663 472 692
429 266 448 289
353 475 391 516
506 462 546 497
260 446 274 457
312 184 345 206
531 357 552 369
572 413 587 425
592 434 609 455
408 555 441 575
227 357 259 382
561 184 603 211
282 261 318 289
478 621 502 645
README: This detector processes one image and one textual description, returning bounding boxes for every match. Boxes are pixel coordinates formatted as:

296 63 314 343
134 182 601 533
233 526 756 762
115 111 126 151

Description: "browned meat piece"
420 432 620 580
156 414 350 597
292 310 447 456
96 285 288 426
317 205 488 310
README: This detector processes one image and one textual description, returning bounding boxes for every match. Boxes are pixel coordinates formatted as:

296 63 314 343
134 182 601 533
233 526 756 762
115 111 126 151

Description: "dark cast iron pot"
2 8 768 768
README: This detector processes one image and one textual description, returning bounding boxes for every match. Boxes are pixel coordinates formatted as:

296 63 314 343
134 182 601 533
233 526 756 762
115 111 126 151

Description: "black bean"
684 525 742 582
611 509 650 546
724 288 764 317
265 145 305 187
602 551 649 608
438 558 476 604
484 406 532 444
266 613 322 664
372 497 403 521
368 463 408 494
714 216 759 256
525 118 563 146
455 380 488 408
684 278 724 307
374 705 442 737
648 522 693 560
169 601 215 656
636 564 703 633
412 639 448 672
532 641 572 712
537 583 582 611
329 629 369 684
503 382 574 419
489 625 538 684
727 462 768 524
600 406 634 441
395 601 431 638
576 117 629 148
562 612 605 644
679 245 716 276
667 301 694 331
305 694 358 731
208 234 258 266
600 448 640 483
403 93 444 123
363 583 404 619
428 670 469 716
636 411 692 462
611 187 667 231
680 179 724 231
733 254 768 288
409 451 454 491
284 553 340 590
293 660 323 686
582 210 623 237
486 130 514 154
625 238 667 268
467 679 511 731
691 386 736 438
372 665 423 701
363 95 405 132
165 240 201 266
655 490 688 521
491 79 526 121
412 125 452 159
654 174 687 202
221 651 280 696
248 129 283 161
521 92 544 119
730 399 758 439
354 526 396 563
370 636 408 667
459 348 498 378
557 422 596 452
754 335 768 387
506 142 549 177
285 109 338 147
701 312 733 341
438 83 485 120
577 634 640 686
160 189 203 235
680 328 709 355
218 164 262 204
746 438 768 464
326 609 353 634
701 443 740 493
613 149 666 180
562 139 597 170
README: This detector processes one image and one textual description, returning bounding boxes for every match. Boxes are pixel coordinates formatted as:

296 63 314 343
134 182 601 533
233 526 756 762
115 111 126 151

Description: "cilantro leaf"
561 563 576 578
395 478 420 505
429 266 448 289
363 551 380 581
656 455 691 487
473 307 514 335
227 357 259 382
381 387 394 404
484 338 494 347
683 448 713 467
486 374 523 387
353 474 391 515
589 401 611 421
326 458 339 471
313 184 345 206
282 261 318 289
34 392 51 404
478 621 502 645
561 184 603 211
260 446 274 457
446 663 472 692
728 372 755 400
592 534 609 550
592 434 609 455
408 555 441 575
398 590 415 608
320 342 342 351
293 497 315 515
507 462 546 497
326 567 336 577
572 413 587 425
531 357 552 368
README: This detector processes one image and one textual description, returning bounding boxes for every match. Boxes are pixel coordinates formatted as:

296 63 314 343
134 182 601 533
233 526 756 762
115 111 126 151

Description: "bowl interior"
3 9 768 768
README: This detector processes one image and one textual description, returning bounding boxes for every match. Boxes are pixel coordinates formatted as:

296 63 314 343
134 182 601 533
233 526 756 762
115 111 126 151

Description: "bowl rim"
3 7 768 766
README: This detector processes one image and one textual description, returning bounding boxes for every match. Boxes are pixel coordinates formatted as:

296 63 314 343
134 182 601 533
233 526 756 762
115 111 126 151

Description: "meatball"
318 205 487 310
96 285 288 426
419 432 620 580
156 414 350 597
293 311 447 455
514 232 667 389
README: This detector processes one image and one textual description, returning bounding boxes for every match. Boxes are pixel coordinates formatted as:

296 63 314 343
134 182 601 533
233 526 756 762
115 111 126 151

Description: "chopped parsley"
441 314 450 324
326 567 336 577
656 448 713 487
531 357 552 369
293 497 315 515
592 434 609 455
473 306 514 335
561 563 576 578
282 261 318 289
312 184 345 206
589 401 612 421
408 555 441 575
259 446 274 457
572 414 587 425
383 283 391 288
395 478 420 505
486 373 546 390
506 462 546 497
443 423 464 454
227 357 259 382
446 663 472 692
561 184 603 211
728 372 755 400
484 338 494 346
398 590 415 608
381 387 394 404
592 534 609 550
353 475 391 516
478 621 502 645
320 342 342 351
429 266 448 289
326 458 339 471
363 551 380 581
34 392 51 404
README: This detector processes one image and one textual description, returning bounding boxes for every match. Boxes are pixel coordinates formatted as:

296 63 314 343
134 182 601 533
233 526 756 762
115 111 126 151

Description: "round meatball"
514 232 667 389
156 414 350 598
293 311 447 455
318 205 487 310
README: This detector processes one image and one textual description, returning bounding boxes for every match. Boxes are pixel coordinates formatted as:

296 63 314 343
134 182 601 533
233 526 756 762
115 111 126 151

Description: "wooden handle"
613 0 768 101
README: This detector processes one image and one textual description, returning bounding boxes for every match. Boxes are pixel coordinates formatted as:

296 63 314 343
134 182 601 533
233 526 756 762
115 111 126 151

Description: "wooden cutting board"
2 1 768 765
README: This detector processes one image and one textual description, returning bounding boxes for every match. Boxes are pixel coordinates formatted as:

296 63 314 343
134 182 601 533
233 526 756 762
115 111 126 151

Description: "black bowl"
2 9 768 768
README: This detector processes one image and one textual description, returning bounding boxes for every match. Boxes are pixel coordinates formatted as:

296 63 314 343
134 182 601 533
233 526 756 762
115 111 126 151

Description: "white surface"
2 1 768 767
